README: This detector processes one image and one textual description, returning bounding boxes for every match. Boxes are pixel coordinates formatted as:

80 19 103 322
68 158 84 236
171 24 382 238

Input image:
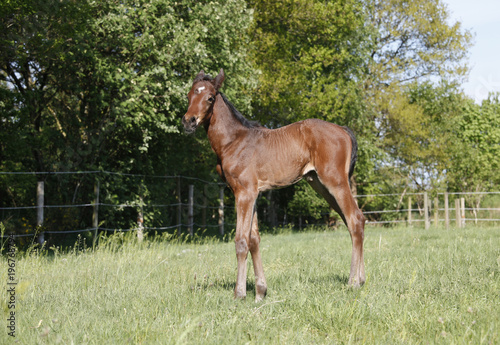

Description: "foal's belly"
255 151 313 191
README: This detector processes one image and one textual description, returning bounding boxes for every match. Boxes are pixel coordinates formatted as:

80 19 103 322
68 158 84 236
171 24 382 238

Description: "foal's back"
247 119 352 191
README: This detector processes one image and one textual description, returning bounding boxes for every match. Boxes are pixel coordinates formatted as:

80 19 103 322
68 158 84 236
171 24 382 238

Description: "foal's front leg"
234 191 258 299
249 209 267 302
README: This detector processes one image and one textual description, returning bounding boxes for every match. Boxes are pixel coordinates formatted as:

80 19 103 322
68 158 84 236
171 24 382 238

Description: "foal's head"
183 69 225 133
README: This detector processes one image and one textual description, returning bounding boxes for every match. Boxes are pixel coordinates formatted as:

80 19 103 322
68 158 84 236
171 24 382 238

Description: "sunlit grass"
1 225 499 344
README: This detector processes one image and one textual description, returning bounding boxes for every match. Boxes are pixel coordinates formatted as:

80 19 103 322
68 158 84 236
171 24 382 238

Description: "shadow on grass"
197 273 350 294
296 273 350 286
322 273 350 285
197 279 242 292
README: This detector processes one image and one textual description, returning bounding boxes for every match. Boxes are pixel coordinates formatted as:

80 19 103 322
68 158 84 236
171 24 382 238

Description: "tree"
249 0 373 127
366 0 472 86
448 95 500 193
0 0 256 174
362 0 473 194
0 0 256 233
443 95 500 220
381 82 465 191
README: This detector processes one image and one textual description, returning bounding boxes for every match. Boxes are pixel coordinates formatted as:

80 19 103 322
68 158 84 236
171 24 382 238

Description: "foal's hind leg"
249 209 267 302
306 173 366 286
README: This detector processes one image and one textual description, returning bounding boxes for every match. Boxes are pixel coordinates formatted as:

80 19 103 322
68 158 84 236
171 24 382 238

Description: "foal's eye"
207 96 215 103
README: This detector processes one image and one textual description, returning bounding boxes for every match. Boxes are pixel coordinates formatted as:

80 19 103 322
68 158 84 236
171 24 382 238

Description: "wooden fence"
24 178 228 244
1 172 499 244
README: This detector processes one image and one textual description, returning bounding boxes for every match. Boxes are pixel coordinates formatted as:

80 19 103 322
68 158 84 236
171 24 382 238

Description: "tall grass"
1 225 499 344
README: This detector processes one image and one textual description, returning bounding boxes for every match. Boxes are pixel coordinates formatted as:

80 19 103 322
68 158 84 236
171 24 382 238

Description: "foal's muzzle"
182 115 198 134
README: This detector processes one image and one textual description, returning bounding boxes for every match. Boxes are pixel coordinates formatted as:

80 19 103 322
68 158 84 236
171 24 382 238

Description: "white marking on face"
195 86 206 94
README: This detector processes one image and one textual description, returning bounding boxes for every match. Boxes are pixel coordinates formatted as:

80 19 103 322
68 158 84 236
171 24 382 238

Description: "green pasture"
1 225 499 344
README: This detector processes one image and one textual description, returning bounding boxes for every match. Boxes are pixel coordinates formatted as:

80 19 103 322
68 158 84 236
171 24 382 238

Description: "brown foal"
183 69 365 301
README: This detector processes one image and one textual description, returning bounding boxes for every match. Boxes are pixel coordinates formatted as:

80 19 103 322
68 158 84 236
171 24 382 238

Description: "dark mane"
219 93 262 129
193 75 213 83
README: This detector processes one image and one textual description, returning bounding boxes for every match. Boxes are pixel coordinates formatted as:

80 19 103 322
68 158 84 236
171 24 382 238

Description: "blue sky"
444 0 500 103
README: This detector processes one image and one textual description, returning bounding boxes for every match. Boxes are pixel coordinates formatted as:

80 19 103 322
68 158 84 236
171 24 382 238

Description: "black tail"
342 126 358 179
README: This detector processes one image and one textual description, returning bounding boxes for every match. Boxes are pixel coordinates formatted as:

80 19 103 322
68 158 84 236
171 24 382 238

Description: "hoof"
234 289 246 300
255 291 266 303
255 283 267 302
255 294 266 303
348 277 365 288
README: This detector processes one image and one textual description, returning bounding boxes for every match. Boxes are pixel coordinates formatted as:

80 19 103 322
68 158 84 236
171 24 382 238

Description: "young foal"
183 69 365 301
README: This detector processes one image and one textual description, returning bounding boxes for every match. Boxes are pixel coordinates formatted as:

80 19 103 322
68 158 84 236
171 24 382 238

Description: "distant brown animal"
183 69 365 301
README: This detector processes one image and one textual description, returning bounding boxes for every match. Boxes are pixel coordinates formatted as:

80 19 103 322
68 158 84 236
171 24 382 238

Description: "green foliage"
249 0 373 127
0 0 256 175
287 180 329 220
366 0 473 85
448 95 500 192
0 0 256 232
381 82 465 191
358 0 473 197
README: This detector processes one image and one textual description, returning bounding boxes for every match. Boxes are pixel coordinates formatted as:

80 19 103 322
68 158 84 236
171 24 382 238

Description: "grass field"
1 225 499 344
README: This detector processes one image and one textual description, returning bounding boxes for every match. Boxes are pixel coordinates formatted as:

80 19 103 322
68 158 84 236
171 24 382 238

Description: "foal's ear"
213 68 225 91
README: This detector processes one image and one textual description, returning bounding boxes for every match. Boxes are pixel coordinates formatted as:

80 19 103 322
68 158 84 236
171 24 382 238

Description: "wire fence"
1 171 499 241
0 171 233 241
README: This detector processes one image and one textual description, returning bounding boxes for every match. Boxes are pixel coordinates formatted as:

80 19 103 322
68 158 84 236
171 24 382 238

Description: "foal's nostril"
190 117 197 124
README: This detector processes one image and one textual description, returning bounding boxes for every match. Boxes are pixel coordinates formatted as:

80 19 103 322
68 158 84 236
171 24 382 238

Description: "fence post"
218 186 224 236
176 176 182 238
92 181 100 247
444 192 449 229
424 192 429 229
434 197 439 227
137 196 144 242
37 181 45 245
461 197 466 228
408 196 412 226
267 190 277 228
455 199 461 228
202 185 208 231
188 185 194 237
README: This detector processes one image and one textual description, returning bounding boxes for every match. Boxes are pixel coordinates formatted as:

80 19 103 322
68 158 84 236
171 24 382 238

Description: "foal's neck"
205 94 249 158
